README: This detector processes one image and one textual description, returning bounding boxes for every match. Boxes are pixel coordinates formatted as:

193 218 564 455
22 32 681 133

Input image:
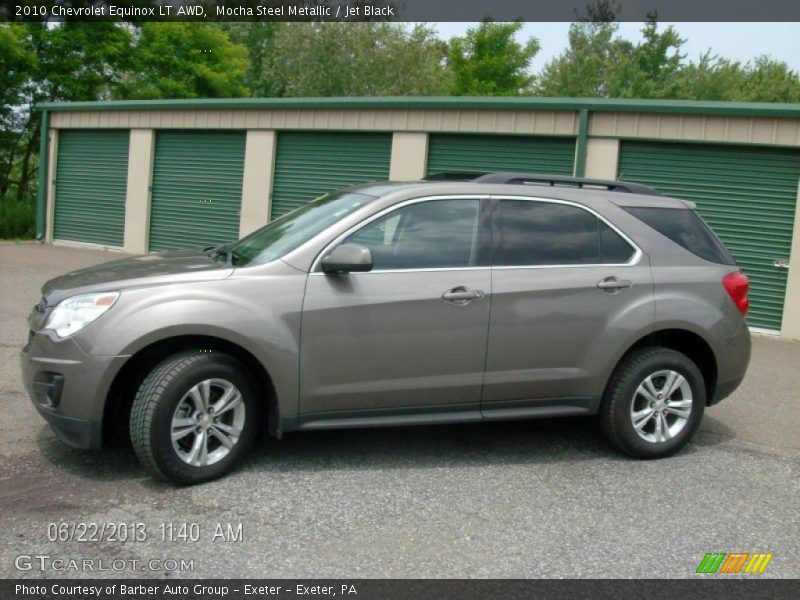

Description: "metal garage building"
35 97 800 338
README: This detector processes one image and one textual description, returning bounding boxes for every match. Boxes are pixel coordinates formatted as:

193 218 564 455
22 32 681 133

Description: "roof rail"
473 172 661 196
424 172 487 182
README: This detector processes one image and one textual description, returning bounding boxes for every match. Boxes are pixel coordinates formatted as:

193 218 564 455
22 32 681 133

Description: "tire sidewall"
611 350 706 458
149 354 260 484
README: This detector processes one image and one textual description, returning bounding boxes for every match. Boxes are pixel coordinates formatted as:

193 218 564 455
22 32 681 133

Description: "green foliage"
536 19 684 98
676 54 800 102
0 25 36 204
250 23 451 97
610 20 685 99
447 21 540 96
0 197 36 239
535 16 800 102
116 23 249 99
32 22 133 102
222 23 282 97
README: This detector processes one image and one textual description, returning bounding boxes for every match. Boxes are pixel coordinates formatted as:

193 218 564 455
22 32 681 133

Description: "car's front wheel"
130 350 261 484
600 347 706 458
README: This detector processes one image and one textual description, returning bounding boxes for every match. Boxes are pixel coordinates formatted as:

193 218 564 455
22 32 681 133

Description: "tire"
130 350 261 484
600 347 705 459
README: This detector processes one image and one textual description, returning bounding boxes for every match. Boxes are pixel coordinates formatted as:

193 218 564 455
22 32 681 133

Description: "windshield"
230 191 376 266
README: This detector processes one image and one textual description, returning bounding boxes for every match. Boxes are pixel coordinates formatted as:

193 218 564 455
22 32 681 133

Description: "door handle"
442 286 484 304
597 276 632 291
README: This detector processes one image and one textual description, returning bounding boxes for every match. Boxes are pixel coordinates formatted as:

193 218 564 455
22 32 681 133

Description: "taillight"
723 271 749 317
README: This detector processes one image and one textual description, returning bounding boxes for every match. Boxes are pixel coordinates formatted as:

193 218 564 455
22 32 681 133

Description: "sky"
432 22 800 73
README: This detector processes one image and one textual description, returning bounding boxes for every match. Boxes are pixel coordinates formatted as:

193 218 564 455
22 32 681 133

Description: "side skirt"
283 397 600 432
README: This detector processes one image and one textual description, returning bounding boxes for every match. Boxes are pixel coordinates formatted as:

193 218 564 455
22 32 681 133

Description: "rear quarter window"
623 207 736 266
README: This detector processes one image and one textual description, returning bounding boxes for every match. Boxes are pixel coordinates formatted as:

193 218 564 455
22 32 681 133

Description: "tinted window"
346 199 480 270
499 200 635 266
624 207 735 266
600 221 636 263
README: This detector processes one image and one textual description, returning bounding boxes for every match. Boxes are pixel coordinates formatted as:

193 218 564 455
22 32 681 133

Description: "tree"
676 54 800 102
252 23 452 97
609 19 684 99
115 23 249 99
1 22 132 223
536 20 621 97
535 16 684 98
222 23 282 97
446 21 540 96
0 25 36 204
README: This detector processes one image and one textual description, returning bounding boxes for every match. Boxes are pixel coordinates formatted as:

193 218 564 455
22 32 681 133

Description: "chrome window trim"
308 193 643 275
309 195 488 274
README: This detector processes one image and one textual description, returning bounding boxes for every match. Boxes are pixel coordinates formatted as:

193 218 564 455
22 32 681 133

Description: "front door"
299 197 491 424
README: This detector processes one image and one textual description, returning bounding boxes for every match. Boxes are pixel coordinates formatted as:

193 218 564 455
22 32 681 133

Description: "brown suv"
22 173 751 484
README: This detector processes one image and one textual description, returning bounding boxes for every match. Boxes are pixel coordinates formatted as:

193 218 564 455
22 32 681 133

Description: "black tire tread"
600 346 703 458
130 350 214 482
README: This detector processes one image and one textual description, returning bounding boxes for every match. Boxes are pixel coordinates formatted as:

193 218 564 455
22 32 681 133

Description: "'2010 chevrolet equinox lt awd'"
22 173 751 484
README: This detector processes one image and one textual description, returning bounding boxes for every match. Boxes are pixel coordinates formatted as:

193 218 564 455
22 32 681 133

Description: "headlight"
44 292 120 338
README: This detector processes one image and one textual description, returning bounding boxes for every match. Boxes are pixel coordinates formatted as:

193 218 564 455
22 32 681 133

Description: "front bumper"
33 405 103 449
21 330 127 449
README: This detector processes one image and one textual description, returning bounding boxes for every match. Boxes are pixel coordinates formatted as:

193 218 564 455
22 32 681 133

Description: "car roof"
349 180 694 210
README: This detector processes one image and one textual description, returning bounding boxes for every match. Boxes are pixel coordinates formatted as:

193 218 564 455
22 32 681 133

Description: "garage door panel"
271 132 392 219
426 134 576 176
618 141 799 330
54 130 129 247
149 131 245 252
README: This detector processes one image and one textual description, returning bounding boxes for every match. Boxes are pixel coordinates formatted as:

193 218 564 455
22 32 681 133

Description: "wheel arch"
614 328 718 405
103 335 279 446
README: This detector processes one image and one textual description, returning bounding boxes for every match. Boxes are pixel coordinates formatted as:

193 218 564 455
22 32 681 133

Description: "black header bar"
3 0 800 22
2 579 800 600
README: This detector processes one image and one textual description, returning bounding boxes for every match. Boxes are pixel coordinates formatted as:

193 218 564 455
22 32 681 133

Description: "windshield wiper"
204 243 234 265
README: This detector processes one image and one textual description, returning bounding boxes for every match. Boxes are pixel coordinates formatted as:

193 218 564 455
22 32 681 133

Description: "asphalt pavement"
0 242 798 579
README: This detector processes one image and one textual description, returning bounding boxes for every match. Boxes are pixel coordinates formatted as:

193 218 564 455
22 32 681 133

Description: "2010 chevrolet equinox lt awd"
22 173 751 484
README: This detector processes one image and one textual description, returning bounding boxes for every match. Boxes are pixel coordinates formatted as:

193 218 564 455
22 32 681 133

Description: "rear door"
482 197 654 417
299 197 491 424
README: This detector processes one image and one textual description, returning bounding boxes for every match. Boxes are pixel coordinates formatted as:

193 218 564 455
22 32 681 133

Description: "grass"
0 199 36 239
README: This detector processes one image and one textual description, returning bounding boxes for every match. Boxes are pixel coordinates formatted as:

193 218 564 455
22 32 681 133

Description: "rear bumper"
709 319 751 406
710 375 745 406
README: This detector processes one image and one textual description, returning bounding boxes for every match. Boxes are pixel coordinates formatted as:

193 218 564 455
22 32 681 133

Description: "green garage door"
149 131 246 252
427 134 576 177
618 141 800 330
271 131 392 219
53 130 129 247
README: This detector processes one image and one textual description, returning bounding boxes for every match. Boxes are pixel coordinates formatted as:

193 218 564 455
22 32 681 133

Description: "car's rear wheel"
130 350 260 484
600 347 705 458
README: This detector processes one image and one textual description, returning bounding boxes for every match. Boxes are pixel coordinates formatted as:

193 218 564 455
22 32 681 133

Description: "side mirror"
321 243 373 274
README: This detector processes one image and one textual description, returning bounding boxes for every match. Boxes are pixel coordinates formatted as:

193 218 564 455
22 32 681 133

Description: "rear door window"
498 200 636 266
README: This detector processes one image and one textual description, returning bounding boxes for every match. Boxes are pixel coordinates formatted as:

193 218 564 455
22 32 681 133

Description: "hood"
41 249 234 305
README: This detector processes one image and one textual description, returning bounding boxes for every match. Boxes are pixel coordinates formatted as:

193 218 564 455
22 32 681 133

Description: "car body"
22 174 751 483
